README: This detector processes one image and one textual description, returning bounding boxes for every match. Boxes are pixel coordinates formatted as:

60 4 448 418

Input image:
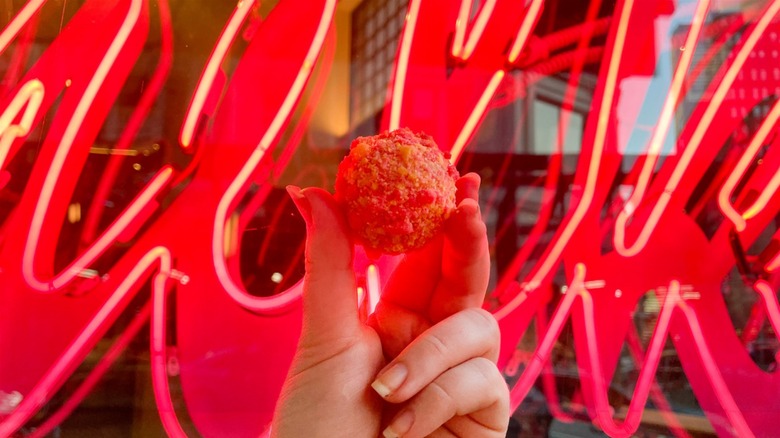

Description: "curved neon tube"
23 167 174 291
613 0 780 256
21 0 153 292
508 267 754 437
717 98 780 231
507 0 544 64
389 0 421 130
0 0 46 55
613 0 711 256
495 0 635 321
179 0 255 148
451 0 497 61
0 79 44 170
212 0 337 313
0 247 173 436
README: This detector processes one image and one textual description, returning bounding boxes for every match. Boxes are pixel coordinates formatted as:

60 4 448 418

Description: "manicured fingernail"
383 409 414 438
371 363 408 398
286 185 312 224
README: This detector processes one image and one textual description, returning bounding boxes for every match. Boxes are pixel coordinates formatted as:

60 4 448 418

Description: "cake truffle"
335 127 459 254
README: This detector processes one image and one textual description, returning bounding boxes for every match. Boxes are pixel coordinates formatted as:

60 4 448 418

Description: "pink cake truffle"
335 127 459 254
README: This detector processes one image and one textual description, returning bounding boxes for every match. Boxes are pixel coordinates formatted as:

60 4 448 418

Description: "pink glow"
451 0 498 61
625 326 693 438
0 79 44 170
450 70 504 163
509 268 754 437
366 264 381 314
613 0 711 257
718 98 780 232
81 0 174 245
674 301 754 437
212 0 336 313
21 0 149 291
389 0 421 130
536 308 578 424
495 0 635 320
494 0 603 296
179 0 255 148
507 0 544 63
613 0 780 256
29 301 153 438
150 249 189 438
0 248 171 437
587 281 679 437
509 264 586 405
22 166 174 291
3 0 780 435
753 281 780 343
765 252 780 272
0 0 46 55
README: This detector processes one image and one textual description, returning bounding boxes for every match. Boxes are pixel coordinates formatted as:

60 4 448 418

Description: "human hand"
270 173 509 438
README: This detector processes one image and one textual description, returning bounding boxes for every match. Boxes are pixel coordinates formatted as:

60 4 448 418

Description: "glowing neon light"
82 0 174 245
613 0 780 256
212 0 336 313
494 0 602 295
0 247 173 437
22 0 150 291
753 281 780 342
4 1 780 436
389 0 421 130
718 98 780 231
366 264 380 314
508 265 754 438
150 249 188 438
0 79 44 170
765 250 780 272
451 0 498 61
23 166 174 291
29 301 153 438
535 309 578 424
613 0 711 256
506 0 544 64
0 0 46 55
674 301 754 438
495 0 635 320
450 70 504 163
624 326 693 438
179 0 255 148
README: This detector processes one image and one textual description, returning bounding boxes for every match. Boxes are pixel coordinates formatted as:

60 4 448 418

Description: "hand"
271 173 509 438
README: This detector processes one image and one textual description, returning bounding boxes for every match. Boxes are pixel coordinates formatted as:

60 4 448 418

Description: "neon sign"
2 0 780 437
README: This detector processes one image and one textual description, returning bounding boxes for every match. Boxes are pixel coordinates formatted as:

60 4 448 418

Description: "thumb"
287 186 360 344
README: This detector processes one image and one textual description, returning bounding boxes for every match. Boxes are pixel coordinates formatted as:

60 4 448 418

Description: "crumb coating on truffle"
335 127 459 254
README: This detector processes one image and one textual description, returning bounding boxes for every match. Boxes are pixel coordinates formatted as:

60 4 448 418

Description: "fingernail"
286 185 312 224
371 363 408 398
383 409 414 438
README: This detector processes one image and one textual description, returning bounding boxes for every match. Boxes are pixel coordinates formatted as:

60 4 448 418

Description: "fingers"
456 172 481 204
430 174 490 321
287 186 360 344
382 357 509 438
379 235 444 313
371 308 500 402
378 173 489 321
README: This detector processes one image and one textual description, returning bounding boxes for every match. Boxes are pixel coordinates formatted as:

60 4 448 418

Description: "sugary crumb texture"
335 127 459 254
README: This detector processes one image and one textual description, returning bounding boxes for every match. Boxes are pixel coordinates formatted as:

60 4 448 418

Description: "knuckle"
469 357 507 400
420 331 451 360
463 308 500 341
427 380 458 417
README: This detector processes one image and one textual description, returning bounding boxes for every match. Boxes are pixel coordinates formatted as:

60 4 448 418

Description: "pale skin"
272 173 509 438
